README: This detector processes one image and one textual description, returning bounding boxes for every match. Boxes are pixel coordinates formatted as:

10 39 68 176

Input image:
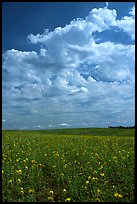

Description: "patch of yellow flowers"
114 192 123 198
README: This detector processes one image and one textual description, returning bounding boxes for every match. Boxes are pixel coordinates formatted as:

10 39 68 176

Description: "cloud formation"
2 4 135 129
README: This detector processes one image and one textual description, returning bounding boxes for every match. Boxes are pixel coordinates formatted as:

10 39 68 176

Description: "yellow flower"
48 196 54 201
8 179 12 184
96 198 101 202
38 163 43 167
17 178 21 183
63 189 67 193
99 165 103 170
65 198 71 202
86 180 89 185
2 170 4 174
100 173 104 176
54 152 59 156
118 194 123 198
16 169 22 174
49 190 54 195
31 160 37 164
88 176 91 180
20 187 24 194
28 188 35 194
92 177 98 181
97 189 101 194
25 166 28 170
114 192 123 198
114 192 119 197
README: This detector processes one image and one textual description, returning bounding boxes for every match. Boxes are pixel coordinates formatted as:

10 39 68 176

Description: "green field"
2 128 135 202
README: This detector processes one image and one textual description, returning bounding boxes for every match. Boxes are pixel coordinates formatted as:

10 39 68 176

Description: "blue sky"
2 2 135 130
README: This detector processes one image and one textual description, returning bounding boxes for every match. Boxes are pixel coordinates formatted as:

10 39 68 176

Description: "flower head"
16 169 22 174
38 163 42 167
97 189 101 194
8 179 12 184
17 178 21 183
65 198 71 202
63 189 67 193
48 196 54 202
20 187 24 194
49 190 54 195
114 192 123 198
88 176 91 180
118 194 123 198
25 166 28 170
86 180 89 185
92 177 98 181
96 198 101 202
31 160 37 164
28 188 35 194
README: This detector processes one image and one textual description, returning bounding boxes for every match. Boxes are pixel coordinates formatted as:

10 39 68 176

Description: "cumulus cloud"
115 6 135 40
28 5 135 44
2 4 135 129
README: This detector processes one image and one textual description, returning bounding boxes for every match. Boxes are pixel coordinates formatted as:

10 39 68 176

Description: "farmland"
2 128 135 202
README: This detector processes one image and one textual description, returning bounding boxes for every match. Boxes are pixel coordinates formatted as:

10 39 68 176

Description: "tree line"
108 125 135 129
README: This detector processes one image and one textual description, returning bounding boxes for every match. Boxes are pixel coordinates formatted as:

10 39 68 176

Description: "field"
2 128 135 202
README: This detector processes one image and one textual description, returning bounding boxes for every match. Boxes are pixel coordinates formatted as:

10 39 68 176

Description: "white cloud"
86 7 117 30
59 123 70 127
105 2 108 8
115 6 135 40
28 5 134 44
28 7 118 45
129 6 135 17
2 4 135 129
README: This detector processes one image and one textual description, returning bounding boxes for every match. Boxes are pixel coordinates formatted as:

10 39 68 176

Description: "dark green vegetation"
2 128 135 202
5 127 135 136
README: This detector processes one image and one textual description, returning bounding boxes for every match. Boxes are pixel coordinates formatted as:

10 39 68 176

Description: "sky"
2 2 135 130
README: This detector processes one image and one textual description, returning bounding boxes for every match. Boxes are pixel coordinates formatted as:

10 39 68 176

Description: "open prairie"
2 128 135 202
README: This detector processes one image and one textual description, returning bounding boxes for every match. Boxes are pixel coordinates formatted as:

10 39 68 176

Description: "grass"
2 128 135 202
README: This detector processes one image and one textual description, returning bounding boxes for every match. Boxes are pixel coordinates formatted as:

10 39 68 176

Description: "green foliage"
2 128 135 202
